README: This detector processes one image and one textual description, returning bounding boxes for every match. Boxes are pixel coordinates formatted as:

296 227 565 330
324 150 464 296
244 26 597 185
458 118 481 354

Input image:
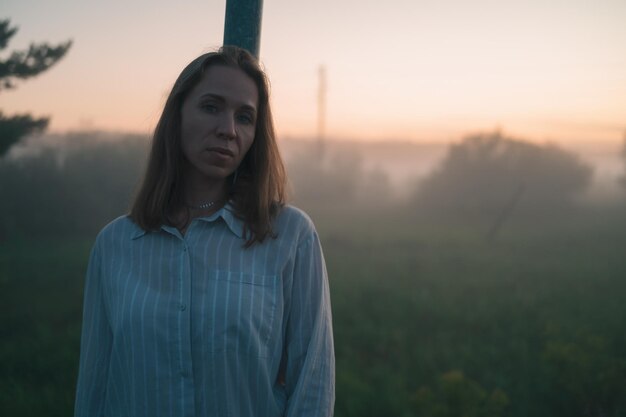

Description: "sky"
1 0 625 146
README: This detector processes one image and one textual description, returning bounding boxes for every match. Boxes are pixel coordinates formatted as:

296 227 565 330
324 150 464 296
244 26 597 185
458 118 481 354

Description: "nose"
216 112 236 140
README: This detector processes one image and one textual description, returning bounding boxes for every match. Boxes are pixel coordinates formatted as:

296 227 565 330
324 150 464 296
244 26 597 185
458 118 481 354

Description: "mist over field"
4 129 624 222
2 130 626 416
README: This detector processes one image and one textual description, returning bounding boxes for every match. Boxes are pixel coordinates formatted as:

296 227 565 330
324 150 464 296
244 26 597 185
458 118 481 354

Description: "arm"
283 230 335 417
74 243 112 417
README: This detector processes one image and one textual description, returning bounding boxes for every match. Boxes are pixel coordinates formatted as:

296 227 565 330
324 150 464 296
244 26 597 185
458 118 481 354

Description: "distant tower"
317 65 327 158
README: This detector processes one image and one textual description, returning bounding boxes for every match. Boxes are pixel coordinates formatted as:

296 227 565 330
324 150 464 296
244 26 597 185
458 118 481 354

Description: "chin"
202 167 235 181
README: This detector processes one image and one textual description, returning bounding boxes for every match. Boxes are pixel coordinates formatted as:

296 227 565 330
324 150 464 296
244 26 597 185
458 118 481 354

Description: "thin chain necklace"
185 200 215 210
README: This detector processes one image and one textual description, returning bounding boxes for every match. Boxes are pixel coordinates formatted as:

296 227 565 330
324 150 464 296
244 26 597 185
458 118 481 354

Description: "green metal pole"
223 0 264 58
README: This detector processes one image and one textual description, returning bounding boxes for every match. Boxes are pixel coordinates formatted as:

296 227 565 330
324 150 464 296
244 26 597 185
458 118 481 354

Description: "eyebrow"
199 93 257 112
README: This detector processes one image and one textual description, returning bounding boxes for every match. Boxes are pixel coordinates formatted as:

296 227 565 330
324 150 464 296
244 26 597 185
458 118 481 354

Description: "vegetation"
0 132 147 239
1 134 625 416
0 19 72 156
287 145 393 209
414 131 592 214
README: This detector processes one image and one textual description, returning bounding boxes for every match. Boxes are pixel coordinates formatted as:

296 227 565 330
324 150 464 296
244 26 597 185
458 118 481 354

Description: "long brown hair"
130 46 287 246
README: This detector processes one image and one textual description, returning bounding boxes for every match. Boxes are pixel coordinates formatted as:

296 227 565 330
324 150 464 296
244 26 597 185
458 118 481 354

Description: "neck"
173 175 227 233
184 179 227 207
181 164 230 204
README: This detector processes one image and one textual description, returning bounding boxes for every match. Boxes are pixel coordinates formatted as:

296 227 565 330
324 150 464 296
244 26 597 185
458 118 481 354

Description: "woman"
74 46 335 417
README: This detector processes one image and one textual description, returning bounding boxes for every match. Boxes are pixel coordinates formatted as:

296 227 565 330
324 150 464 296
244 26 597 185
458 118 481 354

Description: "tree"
287 143 393 212
0 132 147 239
413 130 592 215
0 19 71 157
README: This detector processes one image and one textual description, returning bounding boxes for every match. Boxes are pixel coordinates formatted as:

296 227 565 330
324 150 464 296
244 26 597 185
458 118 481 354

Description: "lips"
206 147 235 158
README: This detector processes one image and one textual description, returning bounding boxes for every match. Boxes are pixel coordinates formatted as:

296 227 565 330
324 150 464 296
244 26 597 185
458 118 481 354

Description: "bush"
0 132 147 239
414 131 592 215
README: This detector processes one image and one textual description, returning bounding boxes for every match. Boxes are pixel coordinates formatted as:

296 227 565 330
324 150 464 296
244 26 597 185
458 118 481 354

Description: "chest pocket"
203 269 279 358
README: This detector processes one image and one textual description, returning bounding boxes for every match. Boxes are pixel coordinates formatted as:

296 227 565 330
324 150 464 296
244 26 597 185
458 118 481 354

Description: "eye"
236 111 255 125
200 102 219 113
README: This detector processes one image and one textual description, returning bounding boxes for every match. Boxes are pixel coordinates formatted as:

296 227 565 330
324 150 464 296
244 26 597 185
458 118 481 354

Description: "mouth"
206 147 235 158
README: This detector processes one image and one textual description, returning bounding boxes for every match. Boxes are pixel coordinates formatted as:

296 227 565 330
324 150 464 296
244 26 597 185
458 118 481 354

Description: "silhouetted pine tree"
0 19 71 156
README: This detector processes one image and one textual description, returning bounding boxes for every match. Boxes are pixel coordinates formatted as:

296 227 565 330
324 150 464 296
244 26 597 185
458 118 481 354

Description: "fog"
3 130 626 416
3 131 624 228
1 129 623 241
284 135 625 206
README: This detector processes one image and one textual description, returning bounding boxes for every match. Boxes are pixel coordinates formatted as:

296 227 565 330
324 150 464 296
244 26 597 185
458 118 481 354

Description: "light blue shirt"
74 204 334 417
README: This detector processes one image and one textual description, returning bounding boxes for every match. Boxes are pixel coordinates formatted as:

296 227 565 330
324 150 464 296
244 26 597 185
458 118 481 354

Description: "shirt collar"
196 203 245 239
130 202 245 240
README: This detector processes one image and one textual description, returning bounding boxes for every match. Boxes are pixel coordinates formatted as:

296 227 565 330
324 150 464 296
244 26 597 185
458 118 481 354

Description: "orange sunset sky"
1 0 625 146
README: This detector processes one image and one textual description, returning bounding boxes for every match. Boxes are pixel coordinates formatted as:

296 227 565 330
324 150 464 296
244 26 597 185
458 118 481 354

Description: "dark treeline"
1 130 623 239
0 132 148 239
2 131 626 416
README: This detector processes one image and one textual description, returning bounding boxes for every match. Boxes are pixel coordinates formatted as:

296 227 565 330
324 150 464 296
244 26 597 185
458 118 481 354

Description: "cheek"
237 137 255 167
244 125 256 150
244 134 255 153
180 120 204 155
180 108 205 143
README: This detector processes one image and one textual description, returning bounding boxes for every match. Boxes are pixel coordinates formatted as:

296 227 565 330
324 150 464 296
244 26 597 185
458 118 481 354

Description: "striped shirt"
74 204 335 417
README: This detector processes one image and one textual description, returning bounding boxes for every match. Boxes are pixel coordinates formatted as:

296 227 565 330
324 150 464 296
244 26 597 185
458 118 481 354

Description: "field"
2 203 626 416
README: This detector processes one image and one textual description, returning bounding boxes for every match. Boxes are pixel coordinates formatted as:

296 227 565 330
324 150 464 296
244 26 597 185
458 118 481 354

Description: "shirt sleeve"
74 242 112 417
283 229 335 417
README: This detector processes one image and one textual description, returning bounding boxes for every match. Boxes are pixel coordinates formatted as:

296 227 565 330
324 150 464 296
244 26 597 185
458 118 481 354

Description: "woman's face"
180 65 259 185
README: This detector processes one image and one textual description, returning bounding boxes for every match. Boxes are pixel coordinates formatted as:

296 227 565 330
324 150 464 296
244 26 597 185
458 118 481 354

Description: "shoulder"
275 204 315 232
93 215 142 248
274 204 317 235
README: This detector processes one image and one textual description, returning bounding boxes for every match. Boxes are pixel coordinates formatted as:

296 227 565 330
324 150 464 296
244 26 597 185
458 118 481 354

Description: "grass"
1 238 91 416
1 206 626 416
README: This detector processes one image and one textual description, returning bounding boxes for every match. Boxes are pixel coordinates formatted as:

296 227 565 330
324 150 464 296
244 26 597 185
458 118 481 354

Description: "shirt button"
180 304 186 311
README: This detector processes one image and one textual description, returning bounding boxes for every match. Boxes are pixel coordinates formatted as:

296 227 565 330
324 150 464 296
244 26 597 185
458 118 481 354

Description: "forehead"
189 65 259 109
